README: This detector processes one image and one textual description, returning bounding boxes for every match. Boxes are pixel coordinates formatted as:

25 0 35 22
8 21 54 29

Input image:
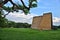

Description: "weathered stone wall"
31 12 52 30
31 16 42 29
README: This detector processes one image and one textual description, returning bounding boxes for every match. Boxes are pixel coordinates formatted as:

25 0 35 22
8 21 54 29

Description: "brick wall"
31 12 52 30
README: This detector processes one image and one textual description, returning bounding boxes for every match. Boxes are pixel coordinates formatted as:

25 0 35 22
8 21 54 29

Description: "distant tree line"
53 25 60 30
0 20 31 28
7 21 31 28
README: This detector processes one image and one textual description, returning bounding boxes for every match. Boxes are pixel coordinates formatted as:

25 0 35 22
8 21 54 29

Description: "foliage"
58 25 60 28
7 22 31 28
53 25 60 30
15 23 31 28
0 11 8 28
0 0 37 15
0 28 60 40
7 21 16 28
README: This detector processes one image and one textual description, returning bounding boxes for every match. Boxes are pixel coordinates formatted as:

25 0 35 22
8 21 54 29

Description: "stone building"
31 12 53 30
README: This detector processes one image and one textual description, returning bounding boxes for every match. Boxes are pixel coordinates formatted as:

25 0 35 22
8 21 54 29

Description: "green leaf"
24 9 29 15
31 3 37 8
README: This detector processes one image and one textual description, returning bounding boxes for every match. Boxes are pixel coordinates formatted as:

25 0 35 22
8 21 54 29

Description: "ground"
0 28 60 40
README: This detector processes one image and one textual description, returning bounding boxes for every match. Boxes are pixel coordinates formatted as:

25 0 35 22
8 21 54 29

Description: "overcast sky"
4 0 60 26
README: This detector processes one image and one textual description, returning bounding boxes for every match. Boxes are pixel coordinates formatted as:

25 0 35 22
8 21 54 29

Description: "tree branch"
20 0 28 9
2 0 31 14
10 0 23 10
9 0 16 5
29 1 32 10
3 11 10 18
3 0 8 4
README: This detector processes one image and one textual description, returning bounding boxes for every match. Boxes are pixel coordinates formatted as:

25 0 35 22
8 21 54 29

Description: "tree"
0 0 37 28
0 10 8 28
15 23 31 28
0 0 37 17
7 21 16 28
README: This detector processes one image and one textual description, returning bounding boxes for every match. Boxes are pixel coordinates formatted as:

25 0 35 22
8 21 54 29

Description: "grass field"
0 28 60 40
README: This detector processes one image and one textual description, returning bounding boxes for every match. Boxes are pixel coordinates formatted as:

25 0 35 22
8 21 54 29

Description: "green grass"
0 28 60 40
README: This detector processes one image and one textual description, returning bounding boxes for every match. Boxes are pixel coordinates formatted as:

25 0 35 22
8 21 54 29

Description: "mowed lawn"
0 28 60 40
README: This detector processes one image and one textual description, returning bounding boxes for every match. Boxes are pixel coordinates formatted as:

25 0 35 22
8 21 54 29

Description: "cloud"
53 17 60 23
53 17 60 25
6 12 38 24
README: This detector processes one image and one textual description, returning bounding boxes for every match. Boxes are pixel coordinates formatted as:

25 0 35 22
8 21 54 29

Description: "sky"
4 0 60 26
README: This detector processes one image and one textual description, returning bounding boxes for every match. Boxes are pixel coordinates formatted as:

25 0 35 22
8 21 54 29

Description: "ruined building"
31 12 53 30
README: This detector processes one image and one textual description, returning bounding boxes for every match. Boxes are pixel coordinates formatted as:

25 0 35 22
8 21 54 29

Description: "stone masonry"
31 12 52 30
